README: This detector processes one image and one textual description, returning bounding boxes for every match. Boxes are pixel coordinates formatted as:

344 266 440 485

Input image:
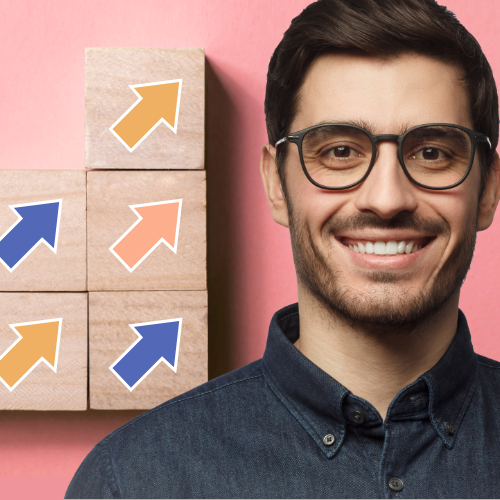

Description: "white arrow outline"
0 318 62 392
0 199 62 273
109 79 183 152
109 318 182 392
109 199 182 273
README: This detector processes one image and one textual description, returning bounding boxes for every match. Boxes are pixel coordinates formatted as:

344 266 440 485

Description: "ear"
260 144 289 228
478 152 500 231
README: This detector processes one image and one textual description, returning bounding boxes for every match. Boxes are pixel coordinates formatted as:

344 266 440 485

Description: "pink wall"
1 0 499 495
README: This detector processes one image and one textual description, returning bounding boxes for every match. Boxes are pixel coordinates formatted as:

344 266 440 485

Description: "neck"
294 286 459 420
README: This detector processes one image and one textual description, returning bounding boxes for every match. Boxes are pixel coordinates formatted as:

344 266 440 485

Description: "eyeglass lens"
301 125 473 189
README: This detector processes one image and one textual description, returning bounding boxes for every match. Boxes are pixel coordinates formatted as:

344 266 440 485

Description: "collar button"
445 422 455 435
350 409 365 424
323 434 335 446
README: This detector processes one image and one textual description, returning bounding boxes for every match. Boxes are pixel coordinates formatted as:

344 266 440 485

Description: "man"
67 0 500 498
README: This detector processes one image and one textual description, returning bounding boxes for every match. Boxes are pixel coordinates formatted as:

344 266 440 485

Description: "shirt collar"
261 303 478 458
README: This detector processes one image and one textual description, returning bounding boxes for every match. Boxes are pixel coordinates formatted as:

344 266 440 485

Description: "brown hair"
265 0 498 195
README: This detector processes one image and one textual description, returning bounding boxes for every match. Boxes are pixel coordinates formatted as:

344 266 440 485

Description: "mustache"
323 211 449 235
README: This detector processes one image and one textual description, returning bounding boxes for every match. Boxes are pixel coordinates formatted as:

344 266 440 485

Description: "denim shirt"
66 304 500 499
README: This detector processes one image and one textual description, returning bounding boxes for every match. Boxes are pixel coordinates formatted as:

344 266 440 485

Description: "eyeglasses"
275 123 491 190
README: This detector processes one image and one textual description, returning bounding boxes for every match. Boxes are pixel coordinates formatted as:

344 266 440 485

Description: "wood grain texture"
87 170 206 291
0 292 87 410
85 47 205 169
89 291 207 410
0 170 87 291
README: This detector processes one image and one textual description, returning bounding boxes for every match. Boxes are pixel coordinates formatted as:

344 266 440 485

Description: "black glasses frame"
275 123 491 191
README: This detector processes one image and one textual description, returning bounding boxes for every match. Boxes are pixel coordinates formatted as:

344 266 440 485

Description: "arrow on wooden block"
109 199 182 272
109 79 182 152
0 200 62 272
0 319 62 391
110 319 182 391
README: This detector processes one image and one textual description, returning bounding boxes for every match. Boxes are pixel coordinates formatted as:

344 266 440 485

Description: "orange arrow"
0 319 62 391
110 79 182 152
110 199 182 272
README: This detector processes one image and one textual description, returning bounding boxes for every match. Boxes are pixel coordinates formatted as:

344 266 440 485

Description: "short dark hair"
265 0 498 196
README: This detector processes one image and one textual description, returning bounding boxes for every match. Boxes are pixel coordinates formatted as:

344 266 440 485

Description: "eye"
325 146 361 158
411 147 446 160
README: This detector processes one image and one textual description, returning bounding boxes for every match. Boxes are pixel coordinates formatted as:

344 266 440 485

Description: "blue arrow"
110 319 182 390
0 200 62 272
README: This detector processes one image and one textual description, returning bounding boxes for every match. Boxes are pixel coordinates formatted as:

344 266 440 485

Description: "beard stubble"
289 206 477 336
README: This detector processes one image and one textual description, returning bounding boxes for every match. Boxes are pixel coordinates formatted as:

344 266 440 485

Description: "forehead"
294 52 471 134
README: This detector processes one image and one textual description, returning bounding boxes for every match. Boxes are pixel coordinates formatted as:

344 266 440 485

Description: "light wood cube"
89 291 208 410
0 170 87 291
85 47 204 170
0 292 87 410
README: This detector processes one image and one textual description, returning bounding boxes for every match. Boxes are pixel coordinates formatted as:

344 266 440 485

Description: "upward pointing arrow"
110 79 182 152
110 319 182 391
0 200 62 272
0 319 62 391
110 199 182 272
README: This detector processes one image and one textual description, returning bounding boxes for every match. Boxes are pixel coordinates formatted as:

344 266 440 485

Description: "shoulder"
66 360 272 498
477 353 500 372
476 353 500 390
105 358 266 441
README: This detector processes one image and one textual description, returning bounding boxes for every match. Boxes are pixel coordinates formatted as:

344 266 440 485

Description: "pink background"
0 0 499 496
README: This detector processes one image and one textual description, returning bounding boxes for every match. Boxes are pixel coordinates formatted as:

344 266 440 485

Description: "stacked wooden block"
0 48 207 410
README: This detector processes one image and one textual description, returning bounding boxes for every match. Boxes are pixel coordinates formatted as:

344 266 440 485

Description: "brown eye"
422 148 439 160
333 146 351 157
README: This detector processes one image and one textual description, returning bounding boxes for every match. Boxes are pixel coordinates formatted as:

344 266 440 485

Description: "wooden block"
85 47 205 170
89 291 207 410
87 170 206 291
0 292 87 410
0 170 87 291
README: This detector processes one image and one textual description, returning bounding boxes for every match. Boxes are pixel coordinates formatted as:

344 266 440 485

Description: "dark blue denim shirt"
66 304 500 498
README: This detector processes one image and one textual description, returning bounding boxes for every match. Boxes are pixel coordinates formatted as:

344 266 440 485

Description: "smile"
341 237 432 256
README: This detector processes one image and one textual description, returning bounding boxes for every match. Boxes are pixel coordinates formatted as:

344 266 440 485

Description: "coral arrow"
110 199 182 272
110 79 182 152
110 319 182 391
0 200 62 272
0 319 62 391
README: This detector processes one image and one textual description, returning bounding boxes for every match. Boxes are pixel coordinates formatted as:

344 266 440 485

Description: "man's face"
273 53 492 331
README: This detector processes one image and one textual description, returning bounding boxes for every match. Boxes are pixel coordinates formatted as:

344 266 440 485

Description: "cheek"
423 188 477 245
287 170 349 234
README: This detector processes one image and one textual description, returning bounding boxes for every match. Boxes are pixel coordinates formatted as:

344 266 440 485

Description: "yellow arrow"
110 79 182 152
0 319 61 391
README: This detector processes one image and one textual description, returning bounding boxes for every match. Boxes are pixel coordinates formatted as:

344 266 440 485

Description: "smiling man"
67 0 500 498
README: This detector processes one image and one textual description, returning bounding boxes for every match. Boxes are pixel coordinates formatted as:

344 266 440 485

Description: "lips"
341 237 432 255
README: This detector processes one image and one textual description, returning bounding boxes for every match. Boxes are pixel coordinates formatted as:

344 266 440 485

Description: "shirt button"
350 409 365 424
388 477 404 492
323 434 335 446
445 422 455 435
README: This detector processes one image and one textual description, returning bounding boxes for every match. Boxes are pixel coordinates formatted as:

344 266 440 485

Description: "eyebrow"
308 119 412 136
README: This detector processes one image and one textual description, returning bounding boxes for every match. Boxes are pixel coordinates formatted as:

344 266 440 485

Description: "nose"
354 141 418 218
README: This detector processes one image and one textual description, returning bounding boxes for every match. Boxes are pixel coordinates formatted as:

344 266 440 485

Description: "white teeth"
386 241 398 255
347 239 424 256
374 241 386 255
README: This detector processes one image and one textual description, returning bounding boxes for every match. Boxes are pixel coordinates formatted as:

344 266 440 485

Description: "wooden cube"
87 170 206 291
0 170 87 291
85 47 205 170
0 292 87 410
89 291 207 410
